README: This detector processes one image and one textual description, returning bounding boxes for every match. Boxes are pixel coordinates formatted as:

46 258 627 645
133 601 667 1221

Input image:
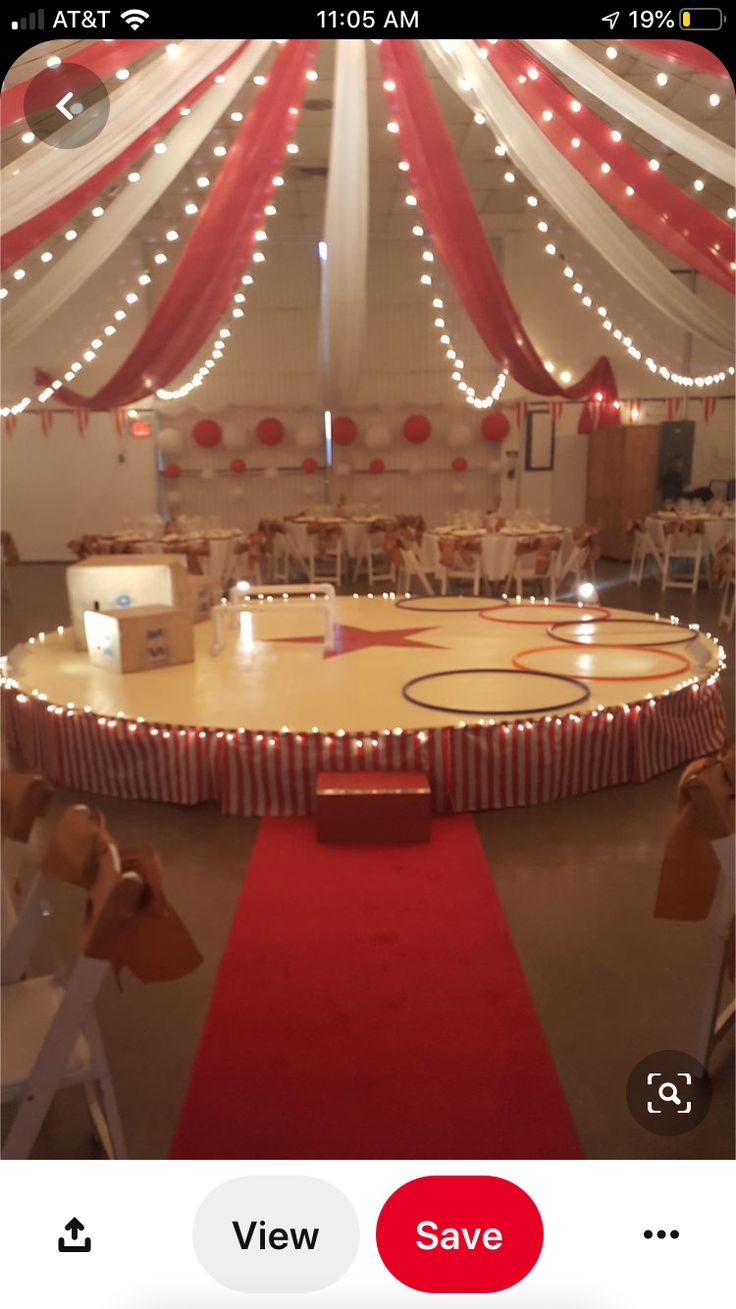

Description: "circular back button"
24 64 110 149
376 1175 543 1294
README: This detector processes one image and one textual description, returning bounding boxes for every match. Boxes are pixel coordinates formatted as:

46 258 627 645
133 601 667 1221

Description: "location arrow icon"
56 91 74 121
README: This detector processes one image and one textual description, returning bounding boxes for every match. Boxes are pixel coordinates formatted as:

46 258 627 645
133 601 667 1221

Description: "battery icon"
680 8 724 27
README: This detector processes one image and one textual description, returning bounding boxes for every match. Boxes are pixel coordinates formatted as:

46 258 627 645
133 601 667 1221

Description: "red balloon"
332 415 357 446
403 413 431 444
301 456 318 474
130 419 152 438
256 416 284 446
229 458 246 474
451 455 468 473
369 458 385 474
163 463 181 479
192 418 222 448
481 411 510 442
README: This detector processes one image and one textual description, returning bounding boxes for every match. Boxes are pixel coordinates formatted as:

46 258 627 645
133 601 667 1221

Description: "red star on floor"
266 622 446 658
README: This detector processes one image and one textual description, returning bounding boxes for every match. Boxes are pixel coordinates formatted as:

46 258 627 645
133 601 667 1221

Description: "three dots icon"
644 1230 679 1240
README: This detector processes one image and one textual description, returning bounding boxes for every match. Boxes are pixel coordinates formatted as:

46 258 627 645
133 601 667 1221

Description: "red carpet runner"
171 816 581 1158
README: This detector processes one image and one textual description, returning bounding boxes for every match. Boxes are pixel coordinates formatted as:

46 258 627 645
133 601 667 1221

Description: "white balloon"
408 453 426 474
447 422 472 448
201 466 215 481
452 479 466 495
263 466 279 480
223 423 247 451
368 482 383 502
157 427 182 454
335 461 352 477
166 490 181 506
365 422 390 449
229 485 245 500
303 480 319 498
295 422 322 449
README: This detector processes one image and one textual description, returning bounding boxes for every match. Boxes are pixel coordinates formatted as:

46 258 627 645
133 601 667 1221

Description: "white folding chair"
397 545 434 596
272 528 308 584
661 526 704 593
437 541 481 596
2 849 144 1159
629 525 664 585
307 528 343 587
719 574 735 631
351 526 396 591
694 834 735 1070
1 773 54 956
506 537 561 600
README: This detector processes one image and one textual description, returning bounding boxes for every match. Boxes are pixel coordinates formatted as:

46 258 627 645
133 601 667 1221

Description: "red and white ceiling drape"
2 37 732 420
4 42 273 346
36 40 318 409
421 39 733 354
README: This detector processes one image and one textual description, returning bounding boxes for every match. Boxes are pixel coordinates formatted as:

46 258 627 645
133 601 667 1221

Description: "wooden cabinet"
586 425 661 560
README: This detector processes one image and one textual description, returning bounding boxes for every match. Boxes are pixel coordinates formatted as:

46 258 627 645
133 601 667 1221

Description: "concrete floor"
2 562 733 1160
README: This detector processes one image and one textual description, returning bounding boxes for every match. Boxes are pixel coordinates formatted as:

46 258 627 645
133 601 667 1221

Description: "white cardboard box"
67 555 189 650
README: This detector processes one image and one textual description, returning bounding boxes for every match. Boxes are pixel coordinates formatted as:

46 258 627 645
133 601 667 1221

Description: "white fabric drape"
422 39 733 355
3 42 272 348
1 40 242 233
523 39 733 184
321 39 369 407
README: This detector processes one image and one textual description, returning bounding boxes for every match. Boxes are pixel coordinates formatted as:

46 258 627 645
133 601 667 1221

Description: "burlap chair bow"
710 536 735 588
234 530 268 579
439 536 480 569
308 522 342 557
571 523 601 567
1 531 20 565
663 519 703 537
626 518 645 535
396 514 426 545
655 740 734 924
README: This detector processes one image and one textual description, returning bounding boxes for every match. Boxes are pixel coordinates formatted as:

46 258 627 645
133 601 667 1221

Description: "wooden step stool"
316 771 431 845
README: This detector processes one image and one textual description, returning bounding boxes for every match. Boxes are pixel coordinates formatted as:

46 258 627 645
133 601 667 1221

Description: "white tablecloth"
425 529 571 582
646 515 734 556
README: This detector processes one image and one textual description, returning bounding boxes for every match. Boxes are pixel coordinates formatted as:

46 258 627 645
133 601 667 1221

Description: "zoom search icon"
647 1072 692 1115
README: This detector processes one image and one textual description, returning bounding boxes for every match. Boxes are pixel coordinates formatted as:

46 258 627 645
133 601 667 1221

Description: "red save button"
376 1175 543 1294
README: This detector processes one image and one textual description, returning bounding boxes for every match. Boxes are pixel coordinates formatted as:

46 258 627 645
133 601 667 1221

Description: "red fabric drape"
377 40 618 403
0 38 165 127
36 40 318 410
2 43 248 272
484 40 734 293
623 39 730 79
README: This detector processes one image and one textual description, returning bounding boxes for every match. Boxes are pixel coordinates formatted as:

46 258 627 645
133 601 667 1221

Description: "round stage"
2 596 726 817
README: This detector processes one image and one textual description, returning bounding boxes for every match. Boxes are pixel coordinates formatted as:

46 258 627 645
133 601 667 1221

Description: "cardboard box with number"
84 605 195 674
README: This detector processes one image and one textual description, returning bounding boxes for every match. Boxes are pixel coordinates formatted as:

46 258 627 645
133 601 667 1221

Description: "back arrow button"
56 91 74 121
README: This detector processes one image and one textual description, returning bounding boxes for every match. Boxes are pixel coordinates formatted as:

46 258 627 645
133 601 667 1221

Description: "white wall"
1 412 157 561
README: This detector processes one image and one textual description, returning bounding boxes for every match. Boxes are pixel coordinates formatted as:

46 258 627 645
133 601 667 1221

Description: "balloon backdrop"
481 411 510 442
163 462 182 479
192 418 222 448
229 457 246 474
365 422 391 449
332 415 358 446
295 422 322 449
256 416 285 446
369 457 386 474
157 427 182 454
447 422 472 448
403 413 431 443
222 423 246 451
301 456 318 473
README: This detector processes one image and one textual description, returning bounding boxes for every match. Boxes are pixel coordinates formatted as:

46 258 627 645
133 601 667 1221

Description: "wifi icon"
120 8 149 28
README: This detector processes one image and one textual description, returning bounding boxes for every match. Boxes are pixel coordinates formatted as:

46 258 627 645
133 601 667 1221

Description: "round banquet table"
646 513 734 558
286 515 395 558
426 526 570 583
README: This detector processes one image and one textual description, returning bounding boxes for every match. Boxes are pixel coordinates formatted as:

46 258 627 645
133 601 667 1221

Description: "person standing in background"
659 454 685 504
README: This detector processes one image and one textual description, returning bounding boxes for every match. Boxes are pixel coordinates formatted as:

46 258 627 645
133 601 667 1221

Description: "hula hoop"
512 644 692 682
395 596 494 613
547 617 698 647
401 667 590 715
478 602 610 625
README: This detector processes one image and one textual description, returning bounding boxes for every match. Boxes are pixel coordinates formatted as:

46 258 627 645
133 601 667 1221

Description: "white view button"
193 1176 360 1293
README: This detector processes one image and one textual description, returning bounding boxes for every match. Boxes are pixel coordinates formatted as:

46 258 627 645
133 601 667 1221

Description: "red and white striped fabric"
2 680 725 818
